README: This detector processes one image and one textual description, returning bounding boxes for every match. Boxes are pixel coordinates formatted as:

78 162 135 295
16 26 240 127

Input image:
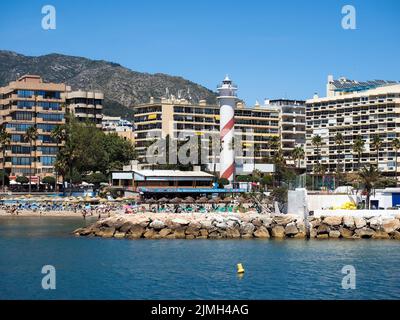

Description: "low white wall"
307 194 358 211
313 209 400 218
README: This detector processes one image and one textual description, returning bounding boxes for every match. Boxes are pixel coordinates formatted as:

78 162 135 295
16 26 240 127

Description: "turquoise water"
0 217 400 300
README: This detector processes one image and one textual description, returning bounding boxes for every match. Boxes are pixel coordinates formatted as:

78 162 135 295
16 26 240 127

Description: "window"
11 157 32 165
12 111 33 121
40 156 55 166
38 113 64 121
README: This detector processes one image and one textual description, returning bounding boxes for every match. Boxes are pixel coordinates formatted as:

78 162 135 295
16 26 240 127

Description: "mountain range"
0 50 217 119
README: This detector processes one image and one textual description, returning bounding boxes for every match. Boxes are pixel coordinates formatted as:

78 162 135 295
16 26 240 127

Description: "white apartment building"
306 75 400 176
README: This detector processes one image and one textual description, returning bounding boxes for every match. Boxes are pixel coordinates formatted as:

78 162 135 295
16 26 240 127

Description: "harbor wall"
73 213 400 240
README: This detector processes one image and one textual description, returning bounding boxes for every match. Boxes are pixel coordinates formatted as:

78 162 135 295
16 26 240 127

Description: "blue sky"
1 0 399 104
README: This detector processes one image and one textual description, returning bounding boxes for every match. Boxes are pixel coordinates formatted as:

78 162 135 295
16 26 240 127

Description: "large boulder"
354 217 366 229
137 217 151 227
329 230 341 238
143 228 156 239
323 216 342 226
382 219 400 233
343 216 355 229
390 231 400 240
253 226 270 238
240 222 255 236
355 227 376 238
367 217 381 230
317 224 330 235
126 225 145 239
149 220 165 230
226 227 241 239
98 227 115 238
200 220 213 230
372 231 390 239
159 228 172 238
114 231 126 239
261 217 273 228
273 216 293 226
119 221 134 233
199 229 209 237
215 222 228 230
185 226 200 236
285 222 299 236
102 217 125 229
271 225 285 238
339 227 354 239
173 227 187 239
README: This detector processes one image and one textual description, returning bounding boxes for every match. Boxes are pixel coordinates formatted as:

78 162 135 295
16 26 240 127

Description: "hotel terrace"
133 97 305 169
306 75 400 176
0 75 103 182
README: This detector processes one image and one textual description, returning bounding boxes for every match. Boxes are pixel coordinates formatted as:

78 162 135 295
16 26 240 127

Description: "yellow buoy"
237 263 245 274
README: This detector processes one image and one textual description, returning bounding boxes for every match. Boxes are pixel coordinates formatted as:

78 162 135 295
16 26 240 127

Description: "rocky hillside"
0 50 217 119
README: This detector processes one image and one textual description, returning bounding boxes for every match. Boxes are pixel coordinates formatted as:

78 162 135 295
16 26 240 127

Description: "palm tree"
392 138 400 186
269 136 280 154
334 133 344 172
24 125 38 194
357 164 381 209
51 125 66 193
291 146 305 169
311 135 323 190
0 125 11 193
371 135 382 168
352 137 365 171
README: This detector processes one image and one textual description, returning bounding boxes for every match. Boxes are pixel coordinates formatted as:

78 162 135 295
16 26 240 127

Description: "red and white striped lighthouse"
217 75 237 184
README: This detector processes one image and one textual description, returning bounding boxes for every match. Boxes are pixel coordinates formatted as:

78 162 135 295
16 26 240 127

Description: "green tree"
311 135 323 190
42 176 56 189
371 135 382 168
352 137 365 171
0 125 11 192
357 165 381 209
392 138 400 186
85 172 108 188
335 133 344 173
16 176 29 184
24 125 38 194
291 146 305 169
51 125 66 193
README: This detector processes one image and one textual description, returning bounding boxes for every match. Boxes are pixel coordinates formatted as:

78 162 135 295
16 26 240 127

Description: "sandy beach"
0 209 122 218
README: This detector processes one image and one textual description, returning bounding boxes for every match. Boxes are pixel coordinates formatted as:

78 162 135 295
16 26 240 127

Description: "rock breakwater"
73 213 400 240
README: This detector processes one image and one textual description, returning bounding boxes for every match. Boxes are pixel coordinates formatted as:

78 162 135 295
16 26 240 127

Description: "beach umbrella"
158 197 169 203
223 196 234 202
145 198 156 204
208 198 216 203
196 196 209 203
170 197 182 203
184 196 195 203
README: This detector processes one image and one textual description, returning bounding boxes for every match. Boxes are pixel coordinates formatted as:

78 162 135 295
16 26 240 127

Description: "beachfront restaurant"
110 169 246 198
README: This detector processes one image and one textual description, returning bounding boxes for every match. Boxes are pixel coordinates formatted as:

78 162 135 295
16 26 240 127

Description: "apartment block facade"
306 76 400 176
0 75 103 182
65 90 104 128
134 97 305 169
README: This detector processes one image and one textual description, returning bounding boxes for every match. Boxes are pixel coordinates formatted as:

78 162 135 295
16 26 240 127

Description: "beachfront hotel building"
64 90 104 128
133 97 306 171
0 75 67 182
0 74 104 182
306 75 400 176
